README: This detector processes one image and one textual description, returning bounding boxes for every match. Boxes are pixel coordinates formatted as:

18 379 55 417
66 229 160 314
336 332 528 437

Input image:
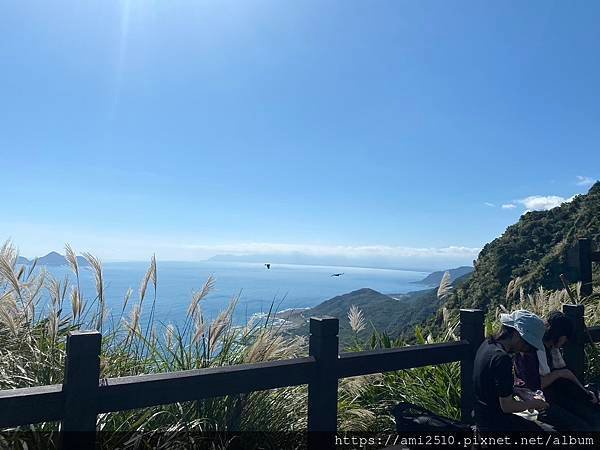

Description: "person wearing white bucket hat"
472 310 549 431
499 310 546 352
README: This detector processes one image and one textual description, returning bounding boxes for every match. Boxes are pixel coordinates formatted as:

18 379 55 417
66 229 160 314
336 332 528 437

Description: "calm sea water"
40 261 428 327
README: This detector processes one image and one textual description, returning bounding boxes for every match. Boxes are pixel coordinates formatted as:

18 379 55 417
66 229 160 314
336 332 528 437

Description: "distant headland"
17 251 90 267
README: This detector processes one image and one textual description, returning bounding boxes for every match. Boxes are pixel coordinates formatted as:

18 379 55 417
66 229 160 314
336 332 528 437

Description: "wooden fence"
0 305 598 449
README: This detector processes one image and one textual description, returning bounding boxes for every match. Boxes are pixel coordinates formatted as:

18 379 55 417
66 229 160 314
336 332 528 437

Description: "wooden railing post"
60 331 101 450
578 238 593 297
563 304 586 382
307 317 339 450
460 309 484 424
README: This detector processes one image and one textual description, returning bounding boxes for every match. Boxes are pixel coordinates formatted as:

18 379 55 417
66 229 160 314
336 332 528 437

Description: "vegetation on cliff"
446 182 600 314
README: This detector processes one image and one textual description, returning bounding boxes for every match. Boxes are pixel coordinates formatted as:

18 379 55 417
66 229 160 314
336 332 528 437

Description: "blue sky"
0 1 598 268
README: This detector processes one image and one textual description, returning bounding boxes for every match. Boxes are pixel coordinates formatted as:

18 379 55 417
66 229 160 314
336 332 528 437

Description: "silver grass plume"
208 293 238 350
65 244 79 280
47 276 63 309
348 305 366 333
83 252 104 331
192 313 206 344
139 262 153 304
165 323 175 349
506 277 521 301
47 307 59 341
70 287 82 321
188 275 216 319
127 303 141 335
437 271 452 300
0 292 20 336
0 242 22 301
150 254 157 292
83 252 104 305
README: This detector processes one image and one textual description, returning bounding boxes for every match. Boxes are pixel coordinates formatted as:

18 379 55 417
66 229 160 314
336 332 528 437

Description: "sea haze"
37 261 429 327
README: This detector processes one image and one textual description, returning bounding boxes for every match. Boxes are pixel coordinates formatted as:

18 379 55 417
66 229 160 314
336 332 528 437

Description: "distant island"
17 251 90 267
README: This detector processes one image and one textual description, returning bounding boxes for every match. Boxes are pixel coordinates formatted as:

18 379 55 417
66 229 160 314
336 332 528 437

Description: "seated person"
514 311 600 431
473 310 549 431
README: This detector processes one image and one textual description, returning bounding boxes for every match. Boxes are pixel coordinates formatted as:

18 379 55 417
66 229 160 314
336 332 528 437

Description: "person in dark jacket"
473 310 548 431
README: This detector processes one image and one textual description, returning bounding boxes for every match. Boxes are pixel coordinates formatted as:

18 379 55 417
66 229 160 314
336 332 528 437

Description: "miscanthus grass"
0 241 306 449
3 242 598 447
337 272 600 430
499 275 600 383
339 304 462 430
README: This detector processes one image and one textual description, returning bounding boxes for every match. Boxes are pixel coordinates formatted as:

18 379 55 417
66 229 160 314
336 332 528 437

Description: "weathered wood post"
563 304 586 382
60 331 102 450
460 309 484 424
578 238 593 297
307 317 339 450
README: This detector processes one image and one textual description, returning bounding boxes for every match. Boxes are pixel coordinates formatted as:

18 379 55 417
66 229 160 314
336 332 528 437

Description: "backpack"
392 402 472 432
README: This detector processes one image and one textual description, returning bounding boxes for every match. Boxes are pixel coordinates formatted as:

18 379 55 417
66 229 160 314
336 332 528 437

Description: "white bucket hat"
500 310 545 351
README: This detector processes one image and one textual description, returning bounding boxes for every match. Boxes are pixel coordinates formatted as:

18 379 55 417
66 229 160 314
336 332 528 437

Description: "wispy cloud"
484 202 495 207
517 195 575 211
184 242 481 259
2 220 480 269
183 243 480 270
501 204 516 209
576 176 595 186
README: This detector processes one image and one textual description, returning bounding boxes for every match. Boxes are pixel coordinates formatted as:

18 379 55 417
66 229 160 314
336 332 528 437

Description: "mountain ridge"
17 251 90 267
280 287 442 347
412 266 473 286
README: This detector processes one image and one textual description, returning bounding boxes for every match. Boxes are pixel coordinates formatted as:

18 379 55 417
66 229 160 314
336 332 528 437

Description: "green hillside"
283 182 600 347
285 287 444 347
446 182 600 313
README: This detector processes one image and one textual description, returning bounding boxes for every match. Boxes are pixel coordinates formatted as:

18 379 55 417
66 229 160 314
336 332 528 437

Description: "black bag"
392 402 472 432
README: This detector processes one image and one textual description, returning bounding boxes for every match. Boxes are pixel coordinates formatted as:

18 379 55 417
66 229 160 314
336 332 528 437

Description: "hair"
489 325 517 342
544 310 574 344
489 325 537 353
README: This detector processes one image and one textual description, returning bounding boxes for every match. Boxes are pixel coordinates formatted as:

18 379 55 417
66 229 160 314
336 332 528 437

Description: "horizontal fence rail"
337 340 471 378
0 341 471 428
98 357 317 413
1 303 597 449
587 326 600 343
0 384 64 428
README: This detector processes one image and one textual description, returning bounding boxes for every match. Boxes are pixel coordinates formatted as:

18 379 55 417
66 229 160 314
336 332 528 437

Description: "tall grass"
339 302 462 429
336 273 600 429
499 276 600 383
2 242 600 447
0 241 307 449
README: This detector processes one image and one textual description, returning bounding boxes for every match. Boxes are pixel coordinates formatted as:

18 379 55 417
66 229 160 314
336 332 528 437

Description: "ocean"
39 261 429 327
